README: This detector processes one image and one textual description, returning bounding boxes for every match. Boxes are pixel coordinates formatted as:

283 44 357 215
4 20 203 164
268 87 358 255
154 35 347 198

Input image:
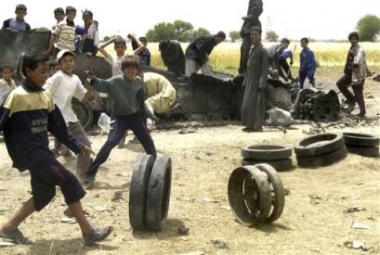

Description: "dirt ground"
0 68 379 255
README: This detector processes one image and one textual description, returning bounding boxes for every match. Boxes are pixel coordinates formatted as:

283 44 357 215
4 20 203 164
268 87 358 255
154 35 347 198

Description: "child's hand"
85 70 95 79
80 146 95 156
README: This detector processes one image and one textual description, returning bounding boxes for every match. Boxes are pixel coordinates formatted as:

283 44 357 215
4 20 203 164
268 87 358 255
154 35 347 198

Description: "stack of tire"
129 154 172 231
241 145 293 171
294 133 347 168
343 132 380 157
228 163 285 227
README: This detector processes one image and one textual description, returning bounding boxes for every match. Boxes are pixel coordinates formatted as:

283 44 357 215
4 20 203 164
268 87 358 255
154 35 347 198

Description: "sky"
1 0 379 41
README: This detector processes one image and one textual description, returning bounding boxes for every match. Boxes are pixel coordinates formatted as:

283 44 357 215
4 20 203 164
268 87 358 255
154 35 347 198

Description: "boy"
132 36 151 67
83 55 157 188
47 6 77 58
0 52 112 245
80 10 99 56
97 34 145 147
0 66 16 105
43 50 93 180
1 4 31 31
299 37 317 88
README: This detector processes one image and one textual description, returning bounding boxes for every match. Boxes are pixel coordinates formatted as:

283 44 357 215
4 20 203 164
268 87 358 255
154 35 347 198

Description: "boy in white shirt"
44 50 92 180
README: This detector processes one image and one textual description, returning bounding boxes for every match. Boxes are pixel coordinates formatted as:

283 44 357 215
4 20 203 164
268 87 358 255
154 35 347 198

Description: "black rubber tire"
343 132 380 147
296 145 347 168
294 133 344 157
72 99 94 130
228 166 272 227
129 154 155 230
241 145 292 161
346 146 379 157
146 156 172 231
255 163 285 223
242 158 293 172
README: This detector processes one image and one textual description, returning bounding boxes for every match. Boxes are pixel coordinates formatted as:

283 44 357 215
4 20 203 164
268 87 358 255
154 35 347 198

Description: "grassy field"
108 41 379 74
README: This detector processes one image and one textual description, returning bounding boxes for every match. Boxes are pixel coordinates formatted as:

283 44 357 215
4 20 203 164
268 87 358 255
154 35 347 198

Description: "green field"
106 41 380 74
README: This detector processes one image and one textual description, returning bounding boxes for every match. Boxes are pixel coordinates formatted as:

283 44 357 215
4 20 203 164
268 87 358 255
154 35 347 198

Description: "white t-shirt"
106 54 124 76
43 70 87 125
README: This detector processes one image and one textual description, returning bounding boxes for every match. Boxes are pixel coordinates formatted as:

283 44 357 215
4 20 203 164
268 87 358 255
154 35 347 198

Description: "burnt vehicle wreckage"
0 31 341 129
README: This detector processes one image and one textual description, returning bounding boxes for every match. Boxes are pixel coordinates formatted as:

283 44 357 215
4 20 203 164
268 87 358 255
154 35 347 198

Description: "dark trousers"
336 74 366 115
278 58 293 81
86 113 157 177
299 69 316 88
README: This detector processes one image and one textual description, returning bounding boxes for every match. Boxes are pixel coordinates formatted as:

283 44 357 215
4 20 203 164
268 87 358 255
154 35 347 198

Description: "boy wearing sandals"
0 52 113 245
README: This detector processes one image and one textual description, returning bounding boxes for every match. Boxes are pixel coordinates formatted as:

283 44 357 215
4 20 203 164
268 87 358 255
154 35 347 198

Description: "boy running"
43 50 93 180
84 55 157 188
0 52 112 245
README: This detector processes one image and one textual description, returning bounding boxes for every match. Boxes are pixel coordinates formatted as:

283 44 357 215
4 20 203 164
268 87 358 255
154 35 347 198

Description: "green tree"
229 30 240 42
356 14 380 42
103 35 119 42
266 31 279 42
146 22 175 42
35 27 50 32
173 20 193 41
191 27 211 40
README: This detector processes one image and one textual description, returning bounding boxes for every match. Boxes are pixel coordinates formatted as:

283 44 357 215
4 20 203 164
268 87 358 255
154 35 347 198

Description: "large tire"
346 146 379 157
343 132 380 147
146 156 172 231
242 158 293 172
129 154 155 230
228 166 272 227
255 163 285 223
72 99 94 130
241 145 292 161
294 133 344 157
296 145 347 168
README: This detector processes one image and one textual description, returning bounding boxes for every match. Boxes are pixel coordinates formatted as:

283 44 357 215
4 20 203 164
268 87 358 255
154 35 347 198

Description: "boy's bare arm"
128 34 146 55
97 36 118 57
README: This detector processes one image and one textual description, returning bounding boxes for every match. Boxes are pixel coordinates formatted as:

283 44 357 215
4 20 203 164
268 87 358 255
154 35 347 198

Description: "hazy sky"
1 0 378 40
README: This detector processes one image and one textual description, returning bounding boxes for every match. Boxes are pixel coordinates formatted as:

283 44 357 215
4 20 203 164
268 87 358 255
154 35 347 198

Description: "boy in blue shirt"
299 37 317 88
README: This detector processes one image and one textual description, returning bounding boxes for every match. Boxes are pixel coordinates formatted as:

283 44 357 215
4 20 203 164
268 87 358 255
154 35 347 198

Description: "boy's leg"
0 198 34 244
86 117 127 179
129 114 157 158
68 122 92 179
352 81 366 116
307 69 316 87
299 71 307 89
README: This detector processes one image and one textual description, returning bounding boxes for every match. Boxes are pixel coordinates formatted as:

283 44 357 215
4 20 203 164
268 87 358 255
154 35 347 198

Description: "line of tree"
145 20 211 42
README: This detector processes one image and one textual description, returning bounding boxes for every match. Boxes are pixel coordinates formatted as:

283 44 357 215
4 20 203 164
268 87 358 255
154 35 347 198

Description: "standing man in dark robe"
241 26 268 132
238 0 263 74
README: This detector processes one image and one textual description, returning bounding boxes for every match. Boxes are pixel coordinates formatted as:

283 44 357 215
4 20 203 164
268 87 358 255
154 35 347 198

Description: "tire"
129 154 155 230
146 156 172 231
72 99 94 130
242 158 293 172
241 145 292 161
294 133 344 157
346 146 379 157
228 166 272 227
255 163 285 223
343 132 380 147
296 145 347 168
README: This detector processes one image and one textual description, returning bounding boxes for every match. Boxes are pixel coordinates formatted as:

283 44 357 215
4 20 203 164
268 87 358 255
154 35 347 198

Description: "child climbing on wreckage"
0 52 113 245
83 55 157 189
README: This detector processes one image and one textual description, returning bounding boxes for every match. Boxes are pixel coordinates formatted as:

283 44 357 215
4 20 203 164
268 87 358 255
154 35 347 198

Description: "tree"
35 27 50 32
356 14 380 42
229 30 240 42
173 20 193 41
266 31 279 42
191 27 211 40
103 35 119 42
146 22 175 42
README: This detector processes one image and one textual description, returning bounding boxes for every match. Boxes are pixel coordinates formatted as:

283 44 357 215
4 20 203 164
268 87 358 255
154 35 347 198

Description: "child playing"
0 66 16 105
0 52 113 245
83 55 157 188
97 34 145 147
44 50 93 180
